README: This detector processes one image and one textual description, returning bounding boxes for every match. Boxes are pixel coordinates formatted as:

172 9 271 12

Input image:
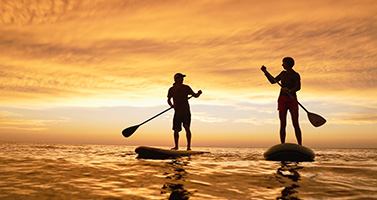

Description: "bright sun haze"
1 0 376 148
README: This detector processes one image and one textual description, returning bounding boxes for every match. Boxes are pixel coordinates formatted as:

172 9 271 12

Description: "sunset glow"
1 0 376 148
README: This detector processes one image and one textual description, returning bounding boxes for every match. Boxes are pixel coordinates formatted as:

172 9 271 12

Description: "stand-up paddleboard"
264 143 315 162
135 146 210 159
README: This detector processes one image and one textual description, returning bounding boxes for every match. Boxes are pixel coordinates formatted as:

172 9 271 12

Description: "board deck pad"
264 143 315 162
135 146 210 159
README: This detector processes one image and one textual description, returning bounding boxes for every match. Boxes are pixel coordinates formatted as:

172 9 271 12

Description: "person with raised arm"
168 73 202 150
261 57 302 145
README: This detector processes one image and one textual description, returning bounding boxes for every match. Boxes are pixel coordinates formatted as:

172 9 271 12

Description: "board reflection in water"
161 158 191 200
275 161 303 200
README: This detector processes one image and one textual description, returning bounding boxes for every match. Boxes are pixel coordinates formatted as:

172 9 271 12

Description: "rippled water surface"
0 142 376 199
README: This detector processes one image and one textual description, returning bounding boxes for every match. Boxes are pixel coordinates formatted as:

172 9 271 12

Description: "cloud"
0 110 70 131
1 0 377 108
233 117 277 126
192 112 228 123
326 112 377 125
0 0 376 147
0 119 50 131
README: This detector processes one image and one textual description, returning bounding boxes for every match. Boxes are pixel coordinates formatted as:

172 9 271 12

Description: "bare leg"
183 124 191 150
172 130 179 150
279 109 288 144
290 109 302 145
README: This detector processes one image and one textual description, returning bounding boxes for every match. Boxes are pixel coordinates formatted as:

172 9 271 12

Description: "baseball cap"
174 73 186 80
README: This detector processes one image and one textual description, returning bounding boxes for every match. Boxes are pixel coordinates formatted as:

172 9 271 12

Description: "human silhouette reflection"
161 158 191 200
276 161 303 200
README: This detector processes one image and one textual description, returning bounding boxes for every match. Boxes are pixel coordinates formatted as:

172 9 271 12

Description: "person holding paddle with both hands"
261 57 303 145
168 73 202 150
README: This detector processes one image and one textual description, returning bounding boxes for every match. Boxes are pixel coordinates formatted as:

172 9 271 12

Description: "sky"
1 0 376 148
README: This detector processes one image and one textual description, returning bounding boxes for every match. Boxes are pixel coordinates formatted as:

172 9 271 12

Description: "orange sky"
1 0 376 148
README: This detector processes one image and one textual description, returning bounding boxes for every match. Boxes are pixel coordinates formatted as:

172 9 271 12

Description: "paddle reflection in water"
161 158 192 200
275 161 303 200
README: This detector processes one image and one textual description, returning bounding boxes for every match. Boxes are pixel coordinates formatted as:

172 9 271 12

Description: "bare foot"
171 147 178 150
187 147 191 151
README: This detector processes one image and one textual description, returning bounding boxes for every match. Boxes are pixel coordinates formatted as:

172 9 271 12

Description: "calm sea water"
0 142 376 200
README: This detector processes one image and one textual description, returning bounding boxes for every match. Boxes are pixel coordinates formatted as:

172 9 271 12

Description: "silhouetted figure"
168 73 202 150
261 57 302 145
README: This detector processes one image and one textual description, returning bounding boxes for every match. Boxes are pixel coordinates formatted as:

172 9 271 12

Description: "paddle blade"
122 125 139 138
307 112 326 127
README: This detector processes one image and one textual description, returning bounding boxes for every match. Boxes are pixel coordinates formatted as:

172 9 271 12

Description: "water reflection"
161 158 191 200
276 161 303 200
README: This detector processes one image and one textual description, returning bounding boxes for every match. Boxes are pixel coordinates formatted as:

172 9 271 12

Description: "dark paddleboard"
264 143 315 162
135 146 210 159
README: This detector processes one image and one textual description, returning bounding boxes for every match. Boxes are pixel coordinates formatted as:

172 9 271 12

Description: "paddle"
122 96 193 138
261 68 326 127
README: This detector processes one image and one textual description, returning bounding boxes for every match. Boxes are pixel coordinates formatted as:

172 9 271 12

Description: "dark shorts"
278 96 298 111
173 112 191 132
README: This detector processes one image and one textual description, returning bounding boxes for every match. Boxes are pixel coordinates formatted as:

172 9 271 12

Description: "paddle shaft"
263 70 310 113
138 96 193 126
139 107 171 126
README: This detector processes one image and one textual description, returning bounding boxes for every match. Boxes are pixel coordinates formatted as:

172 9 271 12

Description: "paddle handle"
263 69 310 113
138 96 193 126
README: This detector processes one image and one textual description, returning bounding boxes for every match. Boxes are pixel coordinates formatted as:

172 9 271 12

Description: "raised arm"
261 65 278 84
